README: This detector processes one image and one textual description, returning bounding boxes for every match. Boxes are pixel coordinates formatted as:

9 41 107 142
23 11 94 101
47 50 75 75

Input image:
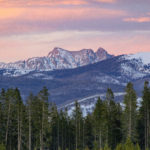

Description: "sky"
0 0 150 62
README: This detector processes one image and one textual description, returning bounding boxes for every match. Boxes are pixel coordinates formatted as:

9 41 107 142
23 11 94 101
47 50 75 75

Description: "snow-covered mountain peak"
126 52 150 65
47 47 70 57
96 47 113 60
119 52 150 80
0 46 113 77
79 48 93 53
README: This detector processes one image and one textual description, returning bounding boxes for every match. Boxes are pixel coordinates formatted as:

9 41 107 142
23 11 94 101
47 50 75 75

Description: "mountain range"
0 47 112 77
0 47 150 112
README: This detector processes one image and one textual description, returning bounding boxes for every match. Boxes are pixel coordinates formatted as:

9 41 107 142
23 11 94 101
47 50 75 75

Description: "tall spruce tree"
14 88 23 150
72 101 83 150
138 81 150 150
26 93 34 150
105 88 114 146
84 114 94 150
0 89 5 145
38 86 49 150
50 103 59 150
123 82 137 142
105 88 122 149
5 89 16 149
93 97 107 149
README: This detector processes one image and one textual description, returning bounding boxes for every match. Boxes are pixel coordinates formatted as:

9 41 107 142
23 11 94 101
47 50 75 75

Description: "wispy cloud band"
124 17 150 23
0 7 126 35
0 0 116 7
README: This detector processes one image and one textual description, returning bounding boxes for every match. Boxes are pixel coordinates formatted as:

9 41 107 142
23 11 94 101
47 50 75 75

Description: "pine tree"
84 114 94 149
138 81 150 150
72 101 83 150
0 89 5 144
38 86 49 150
31 95 43 149
105 88 114 146
109 102 123 149
105 88 122 149
93 97 107 149
14 88 23 150
26 93 34 150
50 103 59 150
123 82 137 142
142 81 150 149
124 138 134 150
4 89 16 149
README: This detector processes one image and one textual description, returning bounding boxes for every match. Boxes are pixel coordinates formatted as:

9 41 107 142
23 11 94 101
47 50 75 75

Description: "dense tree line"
0 81 150 150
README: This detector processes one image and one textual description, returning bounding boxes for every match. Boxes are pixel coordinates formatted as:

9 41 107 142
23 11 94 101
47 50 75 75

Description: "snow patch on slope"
59 92 125 117
95 75 122 85
121 63 146 79
120 52 150 80
126 52 150 65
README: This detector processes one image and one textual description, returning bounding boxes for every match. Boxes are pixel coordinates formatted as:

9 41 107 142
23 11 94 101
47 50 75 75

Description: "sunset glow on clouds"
0 7 126 35
124 17 150 23
0 0 117 6
0 0 150 62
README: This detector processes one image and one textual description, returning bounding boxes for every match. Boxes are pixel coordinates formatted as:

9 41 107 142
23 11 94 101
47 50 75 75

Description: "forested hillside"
0 82 150 150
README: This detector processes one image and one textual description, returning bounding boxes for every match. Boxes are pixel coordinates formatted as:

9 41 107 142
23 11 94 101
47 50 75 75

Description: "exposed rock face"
0 47 113 76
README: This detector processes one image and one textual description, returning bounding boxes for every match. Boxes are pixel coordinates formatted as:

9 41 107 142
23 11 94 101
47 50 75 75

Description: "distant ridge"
0 47 113 76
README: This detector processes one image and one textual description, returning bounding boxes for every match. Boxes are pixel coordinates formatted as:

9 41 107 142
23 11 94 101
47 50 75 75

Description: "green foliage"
0 144 6 150
115 143 124 150
84 146 89 150
135 143 141 150
93 140 99 150
93 97 107 148
124 138 134 150
103 144 111 150
115 140 141 150
58 146 61 150
0 82 149 150
84 114 94 149
105 89 123 149
123 82 137 142
72 101 84 150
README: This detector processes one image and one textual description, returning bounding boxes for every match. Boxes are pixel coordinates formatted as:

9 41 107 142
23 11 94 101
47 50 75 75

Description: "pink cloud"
123 17 150 23
0 0 85 6
0 8 25 19
24 7 125 20
0 0 116 7
94 0 116 3
27 0 88 6
0 7 126 34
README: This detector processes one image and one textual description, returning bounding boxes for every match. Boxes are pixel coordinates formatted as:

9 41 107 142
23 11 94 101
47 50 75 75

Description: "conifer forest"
0 81 150 150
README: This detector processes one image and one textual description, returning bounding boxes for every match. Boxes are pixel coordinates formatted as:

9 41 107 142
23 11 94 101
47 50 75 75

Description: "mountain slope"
0 52 149 105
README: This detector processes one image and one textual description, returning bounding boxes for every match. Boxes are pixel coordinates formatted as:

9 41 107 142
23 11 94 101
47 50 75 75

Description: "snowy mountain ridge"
120 52 150 80
0 47 113 76
126 52 150 65
0 47 149 79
